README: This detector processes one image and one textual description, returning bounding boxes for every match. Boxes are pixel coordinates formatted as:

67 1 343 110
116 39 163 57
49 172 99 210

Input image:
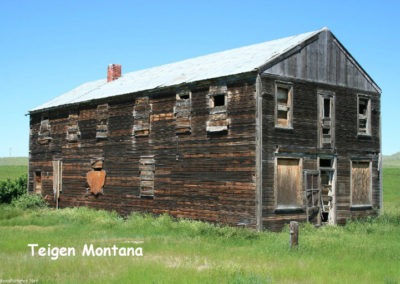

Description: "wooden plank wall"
264 30 379 93
29 76 258 228
261 75 381 231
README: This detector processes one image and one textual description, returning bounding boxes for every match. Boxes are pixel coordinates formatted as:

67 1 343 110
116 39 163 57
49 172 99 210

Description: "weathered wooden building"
28 28 382 231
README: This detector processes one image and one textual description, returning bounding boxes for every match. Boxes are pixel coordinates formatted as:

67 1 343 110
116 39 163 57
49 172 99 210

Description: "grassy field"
0 167 399 283
0 157 28 180
0 165 27 180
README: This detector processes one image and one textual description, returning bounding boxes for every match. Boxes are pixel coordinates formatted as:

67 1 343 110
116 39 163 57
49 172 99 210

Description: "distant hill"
0 157 28 166
383 152 400 168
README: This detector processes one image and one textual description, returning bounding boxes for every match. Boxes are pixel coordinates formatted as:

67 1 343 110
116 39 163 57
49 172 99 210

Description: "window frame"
34 170 42 194
274 82 293 129
133 97 152 137
206 83 230 133
38 114 52 144
357 94 372 136
139 156 155 199
350 160 372 208
209 93 227 114
174 89 192 134
318 91 335 148
95 104 109 140
274 156 303 212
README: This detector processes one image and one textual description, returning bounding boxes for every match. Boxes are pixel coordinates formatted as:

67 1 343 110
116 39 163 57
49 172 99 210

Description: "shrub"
11 193 48 209
0 174 27 204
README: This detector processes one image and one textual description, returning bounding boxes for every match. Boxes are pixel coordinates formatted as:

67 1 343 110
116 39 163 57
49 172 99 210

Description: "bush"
11 193 48 209
0 174 27 203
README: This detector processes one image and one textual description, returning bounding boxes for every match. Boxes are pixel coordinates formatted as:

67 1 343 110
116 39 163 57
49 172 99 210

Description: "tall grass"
0 168 399 283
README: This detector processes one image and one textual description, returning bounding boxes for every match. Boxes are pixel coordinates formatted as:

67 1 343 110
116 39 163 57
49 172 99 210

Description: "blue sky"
0 0 398 156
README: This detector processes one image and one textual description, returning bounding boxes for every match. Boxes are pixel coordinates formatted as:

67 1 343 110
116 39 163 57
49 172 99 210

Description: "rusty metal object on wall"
86 159 106 195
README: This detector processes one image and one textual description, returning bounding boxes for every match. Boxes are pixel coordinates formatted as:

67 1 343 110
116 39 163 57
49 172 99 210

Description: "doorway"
319 158 336 225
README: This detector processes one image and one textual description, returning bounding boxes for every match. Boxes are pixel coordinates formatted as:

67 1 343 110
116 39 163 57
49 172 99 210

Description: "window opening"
133 97 151 137
174 89 192 134
66 113 81 142
207 84 229 133
96 104 109 139
179 93 190 100
358 96 371 135
213 94 225 107
318 93 335 148
34 170 42 194
323 98 331 118
275 83 293 128
304 170 320 223
38 116 52 144
320 159 332 168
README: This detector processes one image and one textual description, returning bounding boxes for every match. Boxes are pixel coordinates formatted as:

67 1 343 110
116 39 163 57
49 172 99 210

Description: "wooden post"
289 221 299 249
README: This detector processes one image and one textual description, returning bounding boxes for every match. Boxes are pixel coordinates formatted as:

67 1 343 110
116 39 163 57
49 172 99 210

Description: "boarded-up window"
351 161 371 205
318 92 335 148
38 116 52 144
139 156 155 198
275 82 293 128
207 84 230 133
358 95 371 135
174 89 191 134
66 113 81 142
276 158 302 208
133 97 151 137
96 104 109 139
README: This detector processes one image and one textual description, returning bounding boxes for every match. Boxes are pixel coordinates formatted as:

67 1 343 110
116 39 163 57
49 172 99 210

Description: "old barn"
28 27 382 231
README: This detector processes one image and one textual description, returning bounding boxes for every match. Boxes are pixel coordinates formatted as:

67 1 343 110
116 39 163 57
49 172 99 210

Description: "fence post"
289 221 299 249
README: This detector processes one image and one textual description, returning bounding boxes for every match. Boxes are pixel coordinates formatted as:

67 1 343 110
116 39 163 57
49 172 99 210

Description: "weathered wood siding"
28 29 381 231
261 75 381 231
29 77 258 227
263 29 379 93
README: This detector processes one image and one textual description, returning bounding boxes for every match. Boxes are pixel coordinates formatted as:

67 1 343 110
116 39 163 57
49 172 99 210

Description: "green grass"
0 157 28 166
383 167 400 215
0 165 27 180
0 168 399 283
383 152 400 168
0 157 28 180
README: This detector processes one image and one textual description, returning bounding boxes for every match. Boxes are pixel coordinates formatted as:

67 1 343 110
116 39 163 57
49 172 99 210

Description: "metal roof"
30 28 324 112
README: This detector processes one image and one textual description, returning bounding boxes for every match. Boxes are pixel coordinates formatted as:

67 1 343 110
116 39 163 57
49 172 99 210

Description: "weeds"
0 174 27 203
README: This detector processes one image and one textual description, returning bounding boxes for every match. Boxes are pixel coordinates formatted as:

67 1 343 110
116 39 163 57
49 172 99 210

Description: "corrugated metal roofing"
30 28 325 112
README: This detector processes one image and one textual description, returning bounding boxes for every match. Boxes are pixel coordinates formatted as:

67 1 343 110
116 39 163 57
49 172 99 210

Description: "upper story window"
318 91 335 148
133 97 151 137
275 82 293 129
357 95 371 136
174 89 192 134
66 112 81 143
207 84 230 133
38 115 52 145
96 104 109 139
211 93 226 108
